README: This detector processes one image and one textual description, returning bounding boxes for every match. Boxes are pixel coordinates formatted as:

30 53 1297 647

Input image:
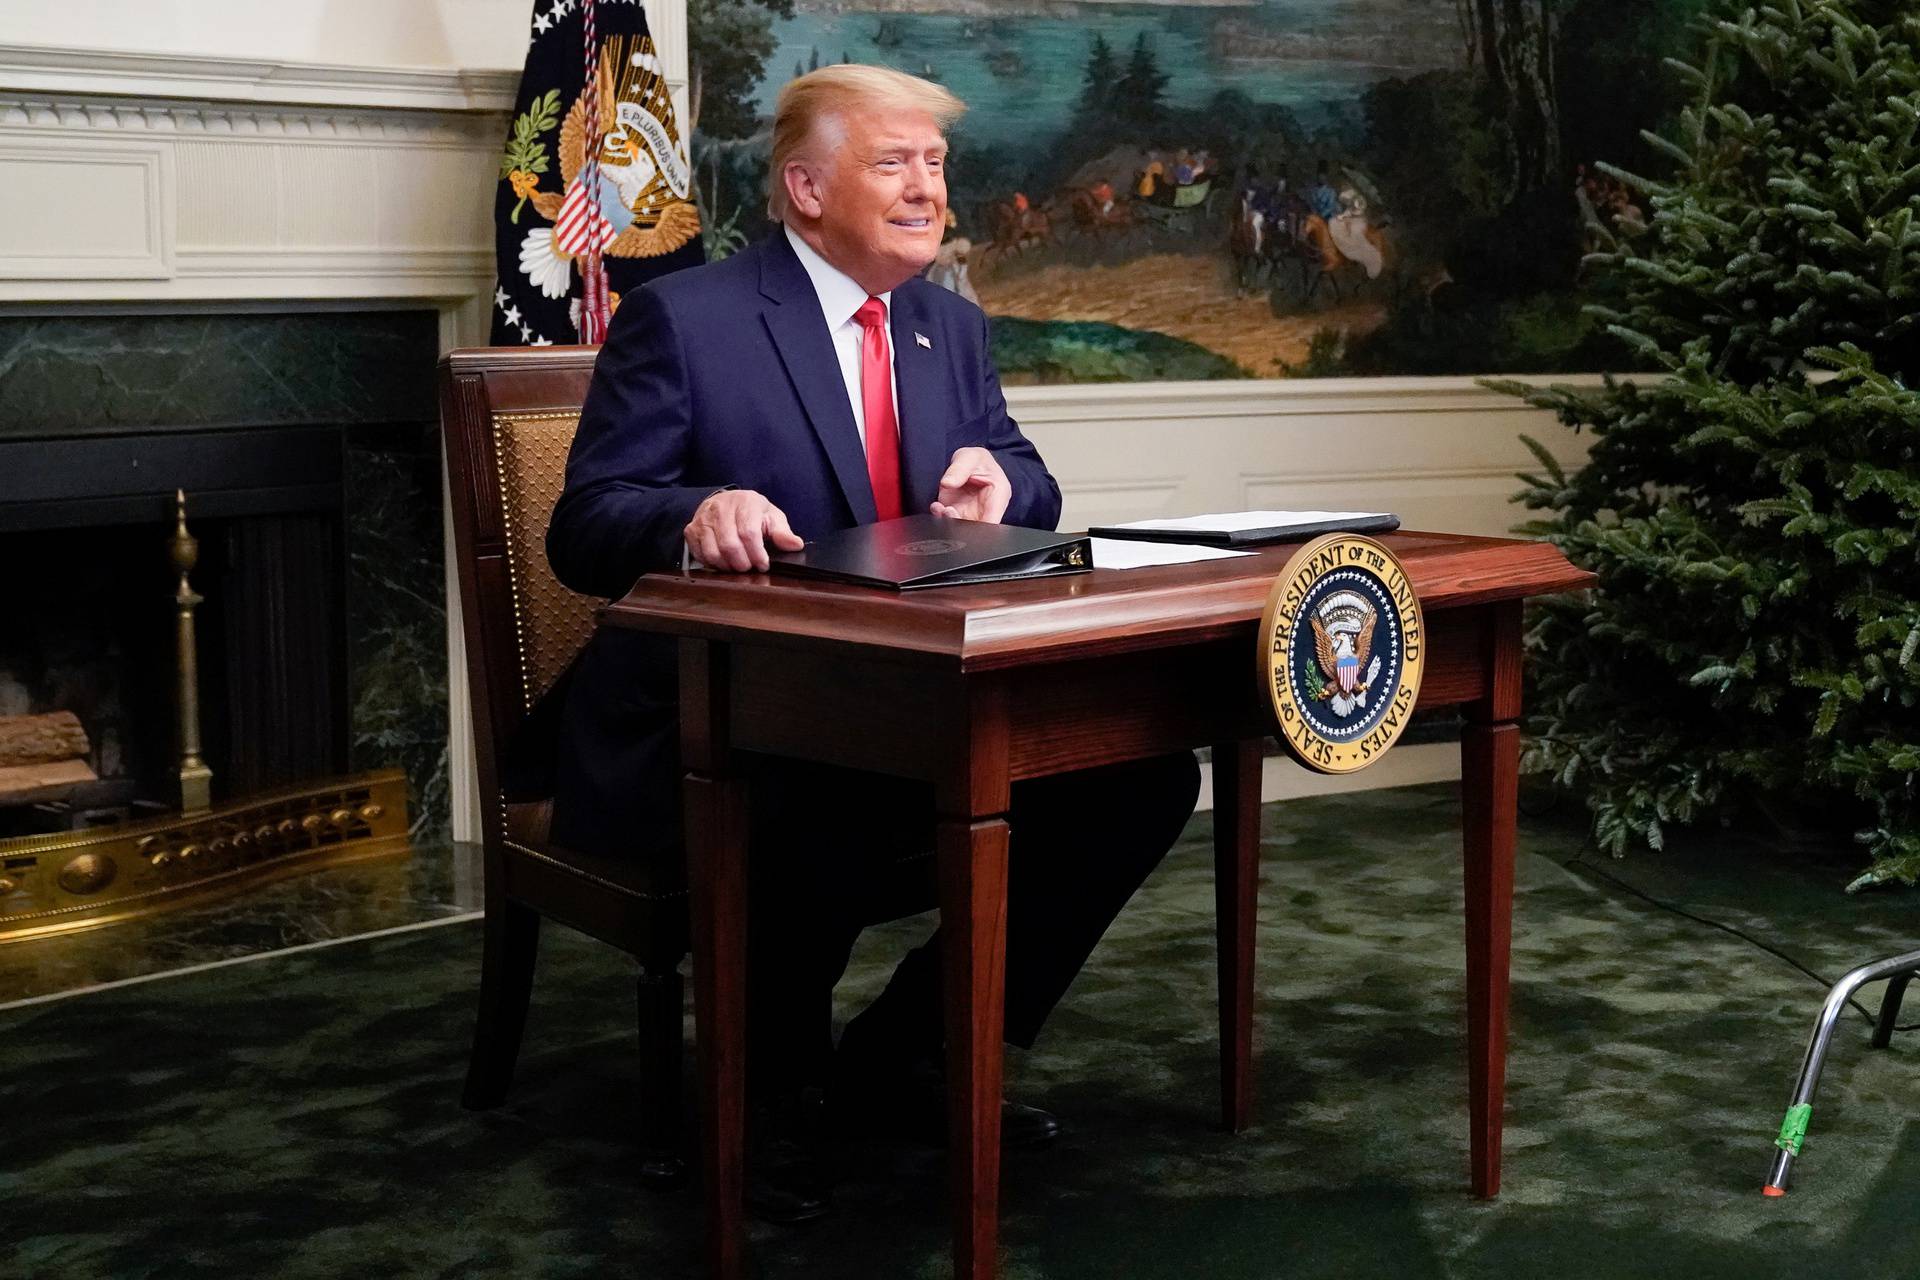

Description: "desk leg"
939 814 1010 1280
1460 720 1518 1199
1213 739 1262 1133
682 642 748 1280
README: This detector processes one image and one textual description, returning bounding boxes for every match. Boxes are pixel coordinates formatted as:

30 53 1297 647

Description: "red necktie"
853 296 903 521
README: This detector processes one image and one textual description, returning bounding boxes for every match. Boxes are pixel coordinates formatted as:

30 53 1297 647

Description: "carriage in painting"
1133 178 1217 242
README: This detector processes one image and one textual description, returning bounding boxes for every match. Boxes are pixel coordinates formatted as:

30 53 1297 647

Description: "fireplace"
1 426 353 820
0 309 450 937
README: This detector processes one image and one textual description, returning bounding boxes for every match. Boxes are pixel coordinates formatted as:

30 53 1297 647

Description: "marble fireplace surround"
0 311 451 841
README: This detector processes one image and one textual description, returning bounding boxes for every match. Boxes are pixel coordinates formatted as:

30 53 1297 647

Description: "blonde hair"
767 64 966 221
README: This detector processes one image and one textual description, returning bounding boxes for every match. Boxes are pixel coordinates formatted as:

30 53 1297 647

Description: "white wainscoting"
1015 375 1596 537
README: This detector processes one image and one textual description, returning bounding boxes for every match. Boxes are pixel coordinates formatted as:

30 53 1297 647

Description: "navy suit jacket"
542 231 1062 859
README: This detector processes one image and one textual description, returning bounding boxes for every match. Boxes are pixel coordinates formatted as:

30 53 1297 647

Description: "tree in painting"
1470 0 1560 199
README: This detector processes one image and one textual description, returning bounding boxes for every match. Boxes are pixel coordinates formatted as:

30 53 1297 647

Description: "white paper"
1090 538 1254 570
1103 510 1392 533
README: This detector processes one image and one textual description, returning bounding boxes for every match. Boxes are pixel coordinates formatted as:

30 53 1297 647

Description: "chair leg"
1764 948 1920 1195
463 898 541 1111
638 960 689 1188
1871 971 1916 1051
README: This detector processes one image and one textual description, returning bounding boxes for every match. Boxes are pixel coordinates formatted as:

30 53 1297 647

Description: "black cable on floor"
1560 853 1920 1035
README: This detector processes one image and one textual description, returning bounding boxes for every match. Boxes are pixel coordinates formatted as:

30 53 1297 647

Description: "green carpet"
5 784 1919 1279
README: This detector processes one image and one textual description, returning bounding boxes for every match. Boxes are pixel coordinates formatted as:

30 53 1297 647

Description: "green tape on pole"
1776 1103 1812 1156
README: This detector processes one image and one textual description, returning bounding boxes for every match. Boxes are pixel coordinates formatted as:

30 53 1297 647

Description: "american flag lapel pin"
914 331 932 350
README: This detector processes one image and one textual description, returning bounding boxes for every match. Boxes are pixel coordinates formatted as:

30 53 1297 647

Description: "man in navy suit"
546 65 1199 1220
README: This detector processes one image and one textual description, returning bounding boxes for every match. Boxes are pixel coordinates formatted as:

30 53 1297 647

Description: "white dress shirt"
783 224 901 459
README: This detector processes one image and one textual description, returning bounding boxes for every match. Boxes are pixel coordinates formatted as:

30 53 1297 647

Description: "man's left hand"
930 447 1012 524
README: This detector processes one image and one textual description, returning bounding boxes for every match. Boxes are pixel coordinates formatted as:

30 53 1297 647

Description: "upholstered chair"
438 347 689 1185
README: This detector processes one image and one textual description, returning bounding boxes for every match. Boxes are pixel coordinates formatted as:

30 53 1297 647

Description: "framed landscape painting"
690 0 1705 382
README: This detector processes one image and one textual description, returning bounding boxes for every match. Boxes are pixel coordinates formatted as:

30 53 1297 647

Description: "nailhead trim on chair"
491 409 598 715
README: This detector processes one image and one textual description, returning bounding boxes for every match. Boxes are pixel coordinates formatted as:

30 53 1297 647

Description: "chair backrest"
438 346 603 839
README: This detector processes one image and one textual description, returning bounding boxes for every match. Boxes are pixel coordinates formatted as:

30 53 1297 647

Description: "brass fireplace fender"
0 770 411 944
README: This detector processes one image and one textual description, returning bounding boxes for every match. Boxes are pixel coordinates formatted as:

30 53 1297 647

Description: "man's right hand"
684 489 805 572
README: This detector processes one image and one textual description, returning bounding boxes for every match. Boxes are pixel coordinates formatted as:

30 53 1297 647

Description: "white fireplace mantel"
0 92 503 310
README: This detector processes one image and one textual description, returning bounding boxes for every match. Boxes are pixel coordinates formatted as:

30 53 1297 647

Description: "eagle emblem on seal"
1310 591 1384 717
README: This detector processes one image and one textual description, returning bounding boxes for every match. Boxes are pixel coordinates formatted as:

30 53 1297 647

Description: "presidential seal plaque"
1258 533 1425 773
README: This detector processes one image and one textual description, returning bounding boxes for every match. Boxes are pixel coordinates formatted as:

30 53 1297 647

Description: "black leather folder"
769 514 1092 590
1087 511 1401 547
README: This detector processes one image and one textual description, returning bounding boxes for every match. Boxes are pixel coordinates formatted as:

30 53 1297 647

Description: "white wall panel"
1016 377 1594 541
278 146 368 246
375 144 496 249
1242 469 1540 538
175 140 279 248
0 141 171 279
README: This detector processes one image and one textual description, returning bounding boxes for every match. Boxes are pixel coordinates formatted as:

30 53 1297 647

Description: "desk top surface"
604 530 1594 671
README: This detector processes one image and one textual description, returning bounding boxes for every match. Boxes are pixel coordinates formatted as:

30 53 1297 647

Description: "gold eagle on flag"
516 34 700 301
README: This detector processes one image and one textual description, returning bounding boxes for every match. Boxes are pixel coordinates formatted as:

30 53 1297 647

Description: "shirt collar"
784 224 892 329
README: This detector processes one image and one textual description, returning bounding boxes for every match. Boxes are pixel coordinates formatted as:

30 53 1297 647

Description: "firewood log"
0 711 91 767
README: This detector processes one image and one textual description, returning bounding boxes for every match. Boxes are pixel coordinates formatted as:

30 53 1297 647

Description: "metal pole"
170 489 213 814
1763 948 1920 1195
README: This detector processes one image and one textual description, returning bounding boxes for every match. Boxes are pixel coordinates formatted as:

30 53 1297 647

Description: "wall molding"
173 248 494 279
0 43 522 112
0 95 502 143
1007 373 1611 424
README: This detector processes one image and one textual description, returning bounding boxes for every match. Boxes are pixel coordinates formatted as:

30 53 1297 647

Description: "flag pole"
578 0 610 343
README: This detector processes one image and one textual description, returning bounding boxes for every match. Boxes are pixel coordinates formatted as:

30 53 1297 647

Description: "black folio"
769 514 1092 590
1087 512 1401 547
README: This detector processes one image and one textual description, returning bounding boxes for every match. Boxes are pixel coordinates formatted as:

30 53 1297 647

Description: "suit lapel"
889 284 948 516
757 234 877 524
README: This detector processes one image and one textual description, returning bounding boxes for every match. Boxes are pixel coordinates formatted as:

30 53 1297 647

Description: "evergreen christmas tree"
1494 0 1920 887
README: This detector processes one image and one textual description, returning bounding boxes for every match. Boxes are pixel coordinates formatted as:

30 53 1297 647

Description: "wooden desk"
604 531 1592 1279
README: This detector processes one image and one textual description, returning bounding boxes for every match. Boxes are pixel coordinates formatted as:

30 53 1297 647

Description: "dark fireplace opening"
0 524 179 826
0 426 354 836
0 305 450 846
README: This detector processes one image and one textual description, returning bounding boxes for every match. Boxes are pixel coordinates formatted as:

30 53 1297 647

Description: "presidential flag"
492 0 703 346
